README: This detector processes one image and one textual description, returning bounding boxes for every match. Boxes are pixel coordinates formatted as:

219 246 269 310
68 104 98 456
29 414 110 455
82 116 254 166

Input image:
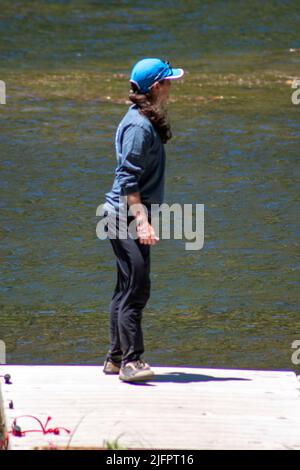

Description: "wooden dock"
0 365 300 450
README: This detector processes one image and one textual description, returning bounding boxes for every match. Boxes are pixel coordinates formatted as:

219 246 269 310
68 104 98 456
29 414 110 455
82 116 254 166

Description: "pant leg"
107 230 137 361
107 214 151 365
104 211 128 362
106 258 126 362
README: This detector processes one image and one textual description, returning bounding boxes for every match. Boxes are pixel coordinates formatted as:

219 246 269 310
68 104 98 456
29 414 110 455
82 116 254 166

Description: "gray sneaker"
119 359 154 382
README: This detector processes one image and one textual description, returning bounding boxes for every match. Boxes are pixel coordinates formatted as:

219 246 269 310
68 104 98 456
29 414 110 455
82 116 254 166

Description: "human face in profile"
150 78 171 107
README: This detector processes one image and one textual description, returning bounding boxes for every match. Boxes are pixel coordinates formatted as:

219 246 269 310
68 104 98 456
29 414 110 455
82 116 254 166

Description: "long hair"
128 81 172 144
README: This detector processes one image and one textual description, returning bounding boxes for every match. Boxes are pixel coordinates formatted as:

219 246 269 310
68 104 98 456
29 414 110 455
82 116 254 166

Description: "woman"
102 58 184 382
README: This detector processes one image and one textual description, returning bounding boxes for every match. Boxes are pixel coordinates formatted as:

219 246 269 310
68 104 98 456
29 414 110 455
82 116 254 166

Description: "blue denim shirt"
103 104 166 216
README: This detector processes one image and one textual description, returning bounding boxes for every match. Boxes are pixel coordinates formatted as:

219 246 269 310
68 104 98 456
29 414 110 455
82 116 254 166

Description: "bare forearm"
126 192 159 245
126 192 148 221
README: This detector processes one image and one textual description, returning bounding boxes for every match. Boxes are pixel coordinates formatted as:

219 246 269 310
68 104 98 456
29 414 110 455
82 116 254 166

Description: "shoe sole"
119 370 155 382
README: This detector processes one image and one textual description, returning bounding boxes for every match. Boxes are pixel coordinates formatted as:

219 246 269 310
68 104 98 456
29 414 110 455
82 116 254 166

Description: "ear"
150 81 160 91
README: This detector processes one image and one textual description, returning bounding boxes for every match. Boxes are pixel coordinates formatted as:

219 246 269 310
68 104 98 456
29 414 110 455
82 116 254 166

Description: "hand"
136 217 160 245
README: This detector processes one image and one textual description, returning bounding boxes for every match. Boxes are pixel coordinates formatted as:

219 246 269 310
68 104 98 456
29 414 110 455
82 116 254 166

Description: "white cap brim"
164 68 185 80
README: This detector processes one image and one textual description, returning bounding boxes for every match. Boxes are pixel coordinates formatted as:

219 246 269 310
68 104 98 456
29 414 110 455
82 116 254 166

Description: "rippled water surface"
0 0 300 370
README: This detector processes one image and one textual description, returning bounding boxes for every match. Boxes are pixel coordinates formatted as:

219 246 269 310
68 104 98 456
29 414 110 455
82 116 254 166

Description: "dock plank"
1 365 299 450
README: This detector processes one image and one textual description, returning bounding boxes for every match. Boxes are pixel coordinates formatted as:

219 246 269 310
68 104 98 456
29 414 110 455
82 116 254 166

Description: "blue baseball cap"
130 58 184 94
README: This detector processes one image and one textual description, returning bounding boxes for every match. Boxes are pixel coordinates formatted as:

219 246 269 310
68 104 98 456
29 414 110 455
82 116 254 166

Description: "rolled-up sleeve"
116 124 151 196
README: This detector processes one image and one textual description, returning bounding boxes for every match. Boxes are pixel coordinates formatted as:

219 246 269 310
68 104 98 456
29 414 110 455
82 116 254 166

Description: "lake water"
0 0 299 371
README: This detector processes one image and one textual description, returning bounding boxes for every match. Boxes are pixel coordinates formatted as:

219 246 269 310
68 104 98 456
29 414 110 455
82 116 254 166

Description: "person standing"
102 58 184 382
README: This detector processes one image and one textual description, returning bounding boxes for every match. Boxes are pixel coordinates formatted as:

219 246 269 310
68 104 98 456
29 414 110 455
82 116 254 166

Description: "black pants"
105 211 151 366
